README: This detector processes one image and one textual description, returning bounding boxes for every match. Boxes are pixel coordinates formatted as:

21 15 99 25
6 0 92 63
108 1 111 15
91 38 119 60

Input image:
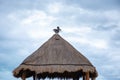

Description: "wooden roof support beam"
86 72 89 80
83 74 86 80
91 77 96 80
33 73 38 80
33 75 35 80
21 72 26 80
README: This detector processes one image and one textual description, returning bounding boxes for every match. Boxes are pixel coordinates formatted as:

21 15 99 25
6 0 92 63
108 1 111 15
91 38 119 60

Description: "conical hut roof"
13 33 98 79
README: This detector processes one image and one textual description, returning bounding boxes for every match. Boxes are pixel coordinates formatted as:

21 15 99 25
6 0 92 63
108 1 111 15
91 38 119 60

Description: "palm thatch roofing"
13 33 98 79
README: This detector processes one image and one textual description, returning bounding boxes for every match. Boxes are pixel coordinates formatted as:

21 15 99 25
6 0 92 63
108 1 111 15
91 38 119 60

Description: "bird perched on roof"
53 26 61 33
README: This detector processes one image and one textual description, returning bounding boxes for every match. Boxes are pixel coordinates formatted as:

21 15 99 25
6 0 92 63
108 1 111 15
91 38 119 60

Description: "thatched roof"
13 34 98 79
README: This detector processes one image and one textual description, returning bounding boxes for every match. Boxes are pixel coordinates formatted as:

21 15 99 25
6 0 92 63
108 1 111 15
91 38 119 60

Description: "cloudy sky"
0 0 120 80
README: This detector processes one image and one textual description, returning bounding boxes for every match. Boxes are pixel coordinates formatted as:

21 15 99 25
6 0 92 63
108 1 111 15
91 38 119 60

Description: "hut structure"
13 28 98 80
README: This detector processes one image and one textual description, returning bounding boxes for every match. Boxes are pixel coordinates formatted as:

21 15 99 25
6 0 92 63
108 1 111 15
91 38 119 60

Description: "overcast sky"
0 0 120 80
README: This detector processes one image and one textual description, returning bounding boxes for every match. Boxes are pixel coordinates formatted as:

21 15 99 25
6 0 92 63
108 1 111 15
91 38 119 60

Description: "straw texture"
13 34 98 78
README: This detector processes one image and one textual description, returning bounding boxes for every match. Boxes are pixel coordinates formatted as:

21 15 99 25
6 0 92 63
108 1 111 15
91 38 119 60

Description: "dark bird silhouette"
53 26 61 33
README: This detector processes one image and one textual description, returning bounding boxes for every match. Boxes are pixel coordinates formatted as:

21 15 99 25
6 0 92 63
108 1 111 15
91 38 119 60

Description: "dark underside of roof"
14 68 97 79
